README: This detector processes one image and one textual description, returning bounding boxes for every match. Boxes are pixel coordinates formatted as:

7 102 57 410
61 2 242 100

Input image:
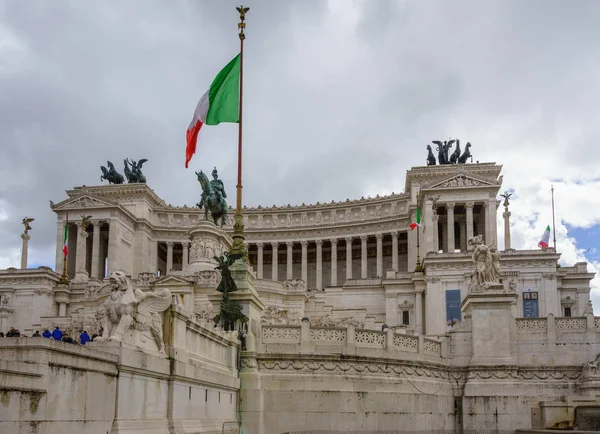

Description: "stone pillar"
182 242 189 269
461 289 518 365
107 220 119 275
431 215 439 253
391 232 399 272
58 303 67 317
271 242 279 281
330 239 338 286
150 240 158 275
446 203 455 253
20 233 30 269
316 240 323 290
256 242 264 279
286 241 294 280
376 233 383 277
345 237 353 280
74 225 89 282
166 241 174 274
91 222 101 278
466 202 474 246
55 221 65 273
301 241 308 284
459 219 467 252
503 209 511 250
360 235 368 279
415 289 423 334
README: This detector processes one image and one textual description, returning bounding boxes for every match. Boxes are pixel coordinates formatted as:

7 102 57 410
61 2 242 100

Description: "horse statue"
458 142 473 164
127 158 148 183
195 170 228 227
426 145 436 166
449 140 461 164
100 161 125 184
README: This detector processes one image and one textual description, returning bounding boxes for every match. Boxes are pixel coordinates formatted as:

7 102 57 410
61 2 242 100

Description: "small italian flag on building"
538 225 551 249
62 221 69 258
185 53 241 168
410 208 421 230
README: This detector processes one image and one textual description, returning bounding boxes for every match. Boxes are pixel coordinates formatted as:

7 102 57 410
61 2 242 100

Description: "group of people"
0 326 98 345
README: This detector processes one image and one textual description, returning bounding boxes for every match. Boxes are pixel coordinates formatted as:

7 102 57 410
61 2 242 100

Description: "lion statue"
96 271 172 352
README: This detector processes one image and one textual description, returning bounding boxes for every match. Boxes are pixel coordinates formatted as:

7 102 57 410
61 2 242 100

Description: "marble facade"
0 161 598 433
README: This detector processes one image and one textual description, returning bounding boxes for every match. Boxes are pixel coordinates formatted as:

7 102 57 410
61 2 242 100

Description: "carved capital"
182 241 190 249
20 233 31 241
446 202 456 211
543 273 556 280
271 242 279 249
391 231 399 238
300 240 308 247
345 237 353 243
375 233 384 240
432 214 439 222
503 211 511 219
166 241 174 248
360 235 368 242
256 242 263 249
315 239 323 247
465 202 474 209
330 238 338 246
286 241 294 248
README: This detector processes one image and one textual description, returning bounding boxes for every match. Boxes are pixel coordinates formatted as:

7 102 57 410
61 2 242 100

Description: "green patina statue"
212 251 247 330
123 158 148 183
195 167 228 227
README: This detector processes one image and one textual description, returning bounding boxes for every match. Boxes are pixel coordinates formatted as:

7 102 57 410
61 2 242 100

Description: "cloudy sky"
1 0 599 302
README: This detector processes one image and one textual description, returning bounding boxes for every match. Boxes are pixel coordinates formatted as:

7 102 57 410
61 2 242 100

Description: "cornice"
405 163 503 193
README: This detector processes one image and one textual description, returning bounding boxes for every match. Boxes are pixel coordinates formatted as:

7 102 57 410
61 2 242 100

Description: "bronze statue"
22 217 34 234
449 140 461 164
458 142 473 164
124 158 148 183
426 145 436 165
432 139 455 164
213 251 247 330
80 215 92 229
100 161 125 184
500 191 513 209
196 168 228 227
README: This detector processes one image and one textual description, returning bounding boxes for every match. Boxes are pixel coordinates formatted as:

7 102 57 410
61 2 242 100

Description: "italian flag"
185 54 241 168
62 222 68 257
410 208 421 230
538 225 551 249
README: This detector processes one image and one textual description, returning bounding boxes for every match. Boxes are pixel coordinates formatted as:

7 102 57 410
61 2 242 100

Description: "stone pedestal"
20 233 30 269
461 286 518 365
503 210 511 250
186 221 233 274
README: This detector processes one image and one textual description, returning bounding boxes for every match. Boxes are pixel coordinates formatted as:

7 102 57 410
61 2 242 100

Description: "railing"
516 315 599 332
261 323 444 359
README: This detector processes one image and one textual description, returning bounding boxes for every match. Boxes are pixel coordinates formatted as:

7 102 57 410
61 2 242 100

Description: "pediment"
154 274 194 286
427 174 497 190
53 195 116 210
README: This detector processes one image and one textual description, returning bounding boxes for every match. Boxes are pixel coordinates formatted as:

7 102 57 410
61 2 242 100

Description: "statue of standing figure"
468 235 502 291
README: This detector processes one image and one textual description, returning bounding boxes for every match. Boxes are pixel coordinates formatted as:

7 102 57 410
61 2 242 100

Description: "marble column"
150 240 158 275
415 289 423 334
75 225 89 281
459 219 467 252
316 240 323 290
271 242 279 281
360 235 368 279
376 233 383 277
446 203 455 253
466 202 474 246
301 241 308 284
20 233 30 269
391 232 399 272
503 209 511 250
345 237 353 280
330 239 338 286
91 221 101 278
55 221 64 274
166 241 174 275
107 221 119 275
286 241 294 280
431 215 439 253
257 242 264 279
182 242 190 269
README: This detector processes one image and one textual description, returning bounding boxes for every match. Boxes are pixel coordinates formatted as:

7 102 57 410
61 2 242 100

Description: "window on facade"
564 306 572 317
523 291 539 318
402 310 410 326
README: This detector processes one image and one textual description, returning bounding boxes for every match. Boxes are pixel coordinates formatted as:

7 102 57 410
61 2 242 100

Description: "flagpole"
59 213 69 285
230 5 249 258
415 192 423 272
551 185 556 251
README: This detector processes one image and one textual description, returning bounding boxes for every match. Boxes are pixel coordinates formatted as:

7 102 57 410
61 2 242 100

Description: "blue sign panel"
523 291 539 318
446 289 462 326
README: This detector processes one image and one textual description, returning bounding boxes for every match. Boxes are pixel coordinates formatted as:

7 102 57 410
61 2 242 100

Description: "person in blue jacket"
52 326 62 341
79 330 90 345
42 329 51 338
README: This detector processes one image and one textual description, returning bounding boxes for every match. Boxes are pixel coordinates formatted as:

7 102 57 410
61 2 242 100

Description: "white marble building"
1 160 598 433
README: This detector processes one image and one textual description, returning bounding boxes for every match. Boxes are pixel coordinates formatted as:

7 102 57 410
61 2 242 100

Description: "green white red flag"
538 225 551 249
410 208 421 230
62 220 68 257
185 54 241 168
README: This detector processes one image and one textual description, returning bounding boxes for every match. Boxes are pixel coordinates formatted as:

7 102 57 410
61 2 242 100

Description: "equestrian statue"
427 139 474 165
196 167 228 227
100 161 125 184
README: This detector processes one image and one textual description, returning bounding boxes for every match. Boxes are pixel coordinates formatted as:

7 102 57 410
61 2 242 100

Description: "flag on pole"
62 219 69 257
538 225 551 249
185 54 241 168
410 208 421 230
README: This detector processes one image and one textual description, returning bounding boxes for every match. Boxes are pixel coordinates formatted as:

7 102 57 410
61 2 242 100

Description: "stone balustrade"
516 315 599 334
260 323 445 361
